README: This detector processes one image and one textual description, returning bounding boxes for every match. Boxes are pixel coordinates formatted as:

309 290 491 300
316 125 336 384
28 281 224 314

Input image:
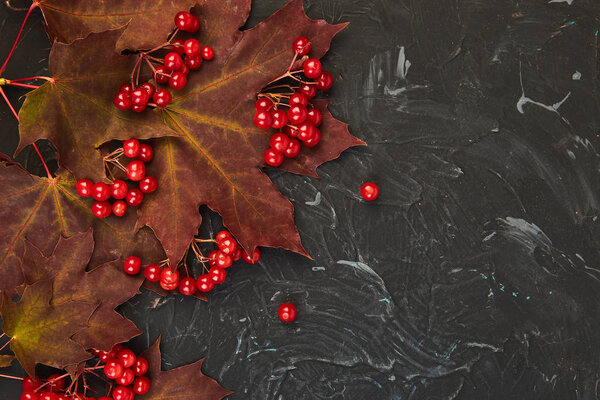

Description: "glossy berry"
178 276 197 295
202 46 214 60
208 266 227 284
117 368 135 386
289 92 308 107
196 275 215 292
160 280 178 291
111 386 133 400
292 37 311 56
114 92 132 110
119 83 133 94
161 268 179 284
125 188 144 207
284 138 301 158
138 143 154 162
264 148 284 167
118 349 136 368
164 52 183 72
123 138 140 158
47 374 65 392
213 251 233 268
133 357 149 376
269 132 290 153
76 179 94 197
131 88 149 110
185 54 203 70
216 230 232 242
133 376 151 395
92 201 111 218
304 128 321 147
303 58 322 79
278 302 297 322
96 350 112 362
139 175 158 194
169 71 187 90
297 122 316 142
104 359 124 379
171 39 185 55
184 38 201 56
144 264 161 282
175 11 194 30
316 71 333 91
92 182 111 201
360 182 379 201
299 83 317 99
243 248 261 264
38 393 57 400
126 160 146 181
111 179 128 199
255 97 274 111
287 105 308 125
283 125 299 138
271 109 288 129
112 200 128 217
22 376 42 391
153 88 172 108
232 247 243 261
179 63 190 76
140 82 155 98
154 65 170 84
124 256 142 275
20 391 39 400
218 237 238 255
253 110 273 129
188 15 201 32
307 107 322 127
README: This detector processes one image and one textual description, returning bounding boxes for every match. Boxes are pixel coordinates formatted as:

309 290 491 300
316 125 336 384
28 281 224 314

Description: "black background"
2 0 600 399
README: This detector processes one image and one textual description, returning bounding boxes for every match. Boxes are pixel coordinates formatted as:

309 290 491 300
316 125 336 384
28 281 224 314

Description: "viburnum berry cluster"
113 10 214 112
123 230 261 296
75 139 157 218
255 37 333 167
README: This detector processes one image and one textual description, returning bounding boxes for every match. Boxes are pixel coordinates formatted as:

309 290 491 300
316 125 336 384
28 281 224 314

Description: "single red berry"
178 63 190 76
188 15 201 32
289 92 308 107
264 148 284 167
138 143 154 162
126 188 144 207
218 237 238 255
96 349 111 362
284 138 301 158
303 128 321 147
38 393 57 400
254 110 273 129
243 248 261 264
160 280 178 291
161 268 179 284
292 37 311 56
255 97 274 111
140 82 156 98
170 39 185 55
307 107 322 127
111 343 125 355
269 132 290 153
131 88 149 111
297 122 316 142
132 376 151 395
116 368 135 386
154 65 170 84
278 302 297 322
104 359 124 379
202 46 214 60
123 138 140 158
112 200 128 217
283 125 299 138
216 230 232 242
178 276 197 295
299 83 317 99
117 349 136 368
183 38 201 56
119 83 133 94
152 88 172 108
22 376 42 392
208 250 219 267
144 264 161 282
303 58 322 79
76 178 94 197
46 374 65 392
131 103 146 112
174 11 194 30
124 256 142 275
196 275 215 292
139 175 158 193
271 109 288 129
92 201 111 218
214 251 233 268
20 391 39 400
208 266 226 284
126 160 146 181
164 52 183 72
133 357 149 376
287 105 308 125
185 54 203 69
360 182 379 201
232 246 243 261
316 71 333 91
114 92 132 110
169 71 187 90
111 179 128 199
111 386 133 400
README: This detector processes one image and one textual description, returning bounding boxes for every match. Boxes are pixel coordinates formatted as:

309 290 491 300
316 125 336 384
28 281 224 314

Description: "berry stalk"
0 2 39 75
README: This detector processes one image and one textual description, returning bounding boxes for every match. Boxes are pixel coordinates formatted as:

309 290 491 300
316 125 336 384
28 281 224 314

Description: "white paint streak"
549 0 574 4
305 191 322 206
572 71 582 80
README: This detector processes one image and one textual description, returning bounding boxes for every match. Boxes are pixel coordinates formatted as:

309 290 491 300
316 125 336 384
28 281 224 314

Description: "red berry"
289 92 308 107
178 276 197 295
303 58 322 79
96 349 111 362
269 132 290 153
208 266 226 284
264 148 284 167
292 37 311 56
183 38 201 56
253 110 273 129
360 182 379 201
116 368 135 385
123 138 140 158
208 250 219 267
118 349 136 368
125 188 144 207
119 83 133 94
38 393 57 400
170 39 185 55
112 200 128 217
284 138 301 158
76 178 93 197
144 264 161 282
140 82 156 98
185 54 203 69
47 374 65 392
297 122 316 142
283 125 299 138
138 144 154 162
133 376 151 395
307 107 322 127
303 128 321 147
111 386 133 400
22 376 42 391
179 63 190 76
287 105 308 124
188 15 201 32
164 52 183 72
218 237 238 255
278 302 297 322
104 359 124 379
243 248 261 264
161 268 179 284
255 97 274 111
271 109 288 129
92 182 111 201
196 275 215 292
126 160 146 181
92 201 111 218
213 251 233 268
216 230 232 242
139 175 158 193
114 92 132 110
111 179 128 199
154 65 170 84
232 247 243 261
124 256 142 275
153 88 172 108
133 357 149 376
131 88 149 112
111 343 125 354
299 83 317 99
169 71 187 90
174 11 194 30
160 280 178 291
20 391 39 400
316 71 333 91
202 46 214 60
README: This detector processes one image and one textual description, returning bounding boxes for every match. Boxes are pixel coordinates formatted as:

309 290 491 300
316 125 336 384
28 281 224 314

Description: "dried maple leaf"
0 279 96 377
0 355 15 368
140 338 233 400
20 231 145 352
39 0 197 51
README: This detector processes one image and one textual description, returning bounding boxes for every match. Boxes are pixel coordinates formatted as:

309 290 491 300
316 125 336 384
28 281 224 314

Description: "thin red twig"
6 81 38 89
0 374 22 381
0 2 38 75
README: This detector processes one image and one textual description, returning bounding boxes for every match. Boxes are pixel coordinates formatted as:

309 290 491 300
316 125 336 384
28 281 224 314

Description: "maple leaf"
0 355 14 368
39 0 198 52
20 231 145 352
140 338 233 400
0 279 96 377
0 155 164 297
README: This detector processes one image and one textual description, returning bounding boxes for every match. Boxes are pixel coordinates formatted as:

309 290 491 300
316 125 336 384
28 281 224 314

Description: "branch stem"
0 2 38 75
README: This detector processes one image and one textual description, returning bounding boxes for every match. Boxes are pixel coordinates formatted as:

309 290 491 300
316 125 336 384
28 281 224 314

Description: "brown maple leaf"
0 279 96 377
140 338 233 400
0 355 15 368
20 231 145 352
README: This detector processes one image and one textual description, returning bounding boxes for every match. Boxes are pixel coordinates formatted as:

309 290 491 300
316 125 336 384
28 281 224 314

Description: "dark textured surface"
2 0 600 399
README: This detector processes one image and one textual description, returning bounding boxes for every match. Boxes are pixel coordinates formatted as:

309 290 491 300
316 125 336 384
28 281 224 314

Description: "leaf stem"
0 337 13 352
6 75 52 82
0 2 39 75
6 81 39 89
0 374 22 381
